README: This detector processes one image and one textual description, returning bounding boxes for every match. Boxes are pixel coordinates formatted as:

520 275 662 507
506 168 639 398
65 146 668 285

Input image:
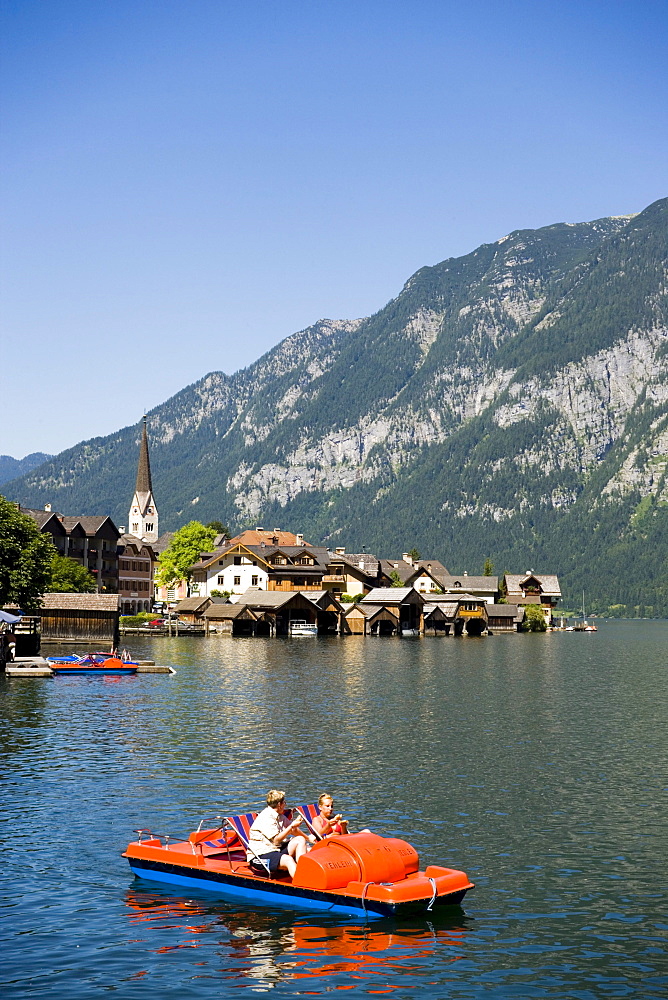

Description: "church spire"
128 416 158 543
135 416 153 494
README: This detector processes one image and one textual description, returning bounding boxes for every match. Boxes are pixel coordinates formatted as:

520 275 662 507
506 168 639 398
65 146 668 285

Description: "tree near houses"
521 604 547 632
46 553 96 593
156 521 217 589
0 495 54 610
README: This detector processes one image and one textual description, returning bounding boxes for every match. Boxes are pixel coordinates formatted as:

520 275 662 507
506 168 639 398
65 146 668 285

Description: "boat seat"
224 811 295 879
224 812 272 875
224 812 258 849
295 803 324 841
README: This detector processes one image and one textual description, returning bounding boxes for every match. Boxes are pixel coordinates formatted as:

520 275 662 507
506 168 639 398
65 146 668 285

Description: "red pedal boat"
123 817 474 919
48 653 138 675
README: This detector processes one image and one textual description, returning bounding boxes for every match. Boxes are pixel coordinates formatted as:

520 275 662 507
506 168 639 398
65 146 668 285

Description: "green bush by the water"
120 611 156 627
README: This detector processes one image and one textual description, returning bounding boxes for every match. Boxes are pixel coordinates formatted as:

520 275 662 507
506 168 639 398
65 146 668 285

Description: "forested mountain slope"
0 453 51 486
5 197 667 613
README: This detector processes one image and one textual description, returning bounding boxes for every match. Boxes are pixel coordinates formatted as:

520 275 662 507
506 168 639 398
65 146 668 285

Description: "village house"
379 554 450 593
117 537 156 614
503 573 561 624
189 533 331 597
20 505 121 593
322 548 382 598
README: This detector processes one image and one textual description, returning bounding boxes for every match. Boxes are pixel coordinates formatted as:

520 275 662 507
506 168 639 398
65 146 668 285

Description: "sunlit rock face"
7 200 668 567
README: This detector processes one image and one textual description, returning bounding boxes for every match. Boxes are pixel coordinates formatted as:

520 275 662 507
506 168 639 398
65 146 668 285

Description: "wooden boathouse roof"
40 593 120 611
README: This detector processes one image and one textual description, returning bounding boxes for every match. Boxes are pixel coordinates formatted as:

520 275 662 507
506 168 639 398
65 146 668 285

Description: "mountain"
0 453 52 486
4 197 668 614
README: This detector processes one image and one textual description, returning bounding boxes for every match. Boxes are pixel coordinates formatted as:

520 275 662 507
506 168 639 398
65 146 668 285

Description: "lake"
1 620 667 998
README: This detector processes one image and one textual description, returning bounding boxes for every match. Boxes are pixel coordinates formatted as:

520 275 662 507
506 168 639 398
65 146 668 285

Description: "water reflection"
125 886 469 989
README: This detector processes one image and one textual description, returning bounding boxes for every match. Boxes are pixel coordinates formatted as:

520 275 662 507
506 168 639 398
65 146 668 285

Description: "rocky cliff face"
5 198 668 611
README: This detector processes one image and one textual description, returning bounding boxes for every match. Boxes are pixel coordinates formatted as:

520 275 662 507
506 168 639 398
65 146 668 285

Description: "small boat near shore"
123 819 474 919
289 621 318 636
47 653 138 675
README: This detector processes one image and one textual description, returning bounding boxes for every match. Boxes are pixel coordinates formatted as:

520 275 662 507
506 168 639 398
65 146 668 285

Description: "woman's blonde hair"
266 789 286 807
318 792 333 806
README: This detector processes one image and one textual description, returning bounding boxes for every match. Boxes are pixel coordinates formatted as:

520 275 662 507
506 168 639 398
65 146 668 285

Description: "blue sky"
1 0 666 458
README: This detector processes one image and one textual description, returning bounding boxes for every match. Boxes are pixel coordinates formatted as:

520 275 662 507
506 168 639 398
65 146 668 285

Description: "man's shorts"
249 848 288 875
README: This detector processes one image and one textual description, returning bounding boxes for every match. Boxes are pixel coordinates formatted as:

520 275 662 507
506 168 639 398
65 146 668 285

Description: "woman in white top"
247 789 308 877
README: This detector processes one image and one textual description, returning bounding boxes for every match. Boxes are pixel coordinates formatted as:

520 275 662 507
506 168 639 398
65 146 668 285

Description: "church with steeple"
128 416 159 544
117 417 159 614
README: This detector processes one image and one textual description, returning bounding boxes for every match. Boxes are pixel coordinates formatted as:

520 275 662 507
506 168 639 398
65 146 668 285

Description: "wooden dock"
5 657 175 676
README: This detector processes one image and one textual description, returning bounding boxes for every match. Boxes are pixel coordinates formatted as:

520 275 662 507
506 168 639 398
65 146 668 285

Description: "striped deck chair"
189 820 243 857
295 803 323 841
224 812 274 875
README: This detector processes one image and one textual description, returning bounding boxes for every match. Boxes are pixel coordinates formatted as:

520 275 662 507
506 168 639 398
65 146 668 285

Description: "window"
233 556 242 565
234 576 241 586
132 523 139 533
251 575 258 586
145 522 153 532
217 575 225 585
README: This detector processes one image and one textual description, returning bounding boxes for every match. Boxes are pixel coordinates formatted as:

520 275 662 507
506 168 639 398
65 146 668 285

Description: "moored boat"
289 621 318 636
123 820 474 919
48 653 138 675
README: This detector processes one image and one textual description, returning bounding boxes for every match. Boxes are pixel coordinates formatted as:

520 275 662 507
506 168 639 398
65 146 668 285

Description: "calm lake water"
2 621 667 998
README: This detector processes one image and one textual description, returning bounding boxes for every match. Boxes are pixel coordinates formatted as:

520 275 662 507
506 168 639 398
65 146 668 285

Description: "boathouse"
39 593 120 645
486 604 522 632
353 587 425 634
343 601 400 635
203 603 263 636
208 590 343 636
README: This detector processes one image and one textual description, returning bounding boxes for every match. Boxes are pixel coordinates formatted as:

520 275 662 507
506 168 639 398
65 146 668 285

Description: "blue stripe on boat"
128 863 384 918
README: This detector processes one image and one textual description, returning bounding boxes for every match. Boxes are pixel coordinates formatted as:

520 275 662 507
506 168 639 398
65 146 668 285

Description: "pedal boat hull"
48 655 137 675
123 829 474 919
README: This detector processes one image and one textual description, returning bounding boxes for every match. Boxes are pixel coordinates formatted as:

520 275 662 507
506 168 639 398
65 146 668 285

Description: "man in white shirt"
247 789 308 877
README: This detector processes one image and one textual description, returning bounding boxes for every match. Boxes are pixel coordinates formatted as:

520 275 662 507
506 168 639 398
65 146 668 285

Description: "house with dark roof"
503 573 561 624
323 547 382 598
20 505 120 593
